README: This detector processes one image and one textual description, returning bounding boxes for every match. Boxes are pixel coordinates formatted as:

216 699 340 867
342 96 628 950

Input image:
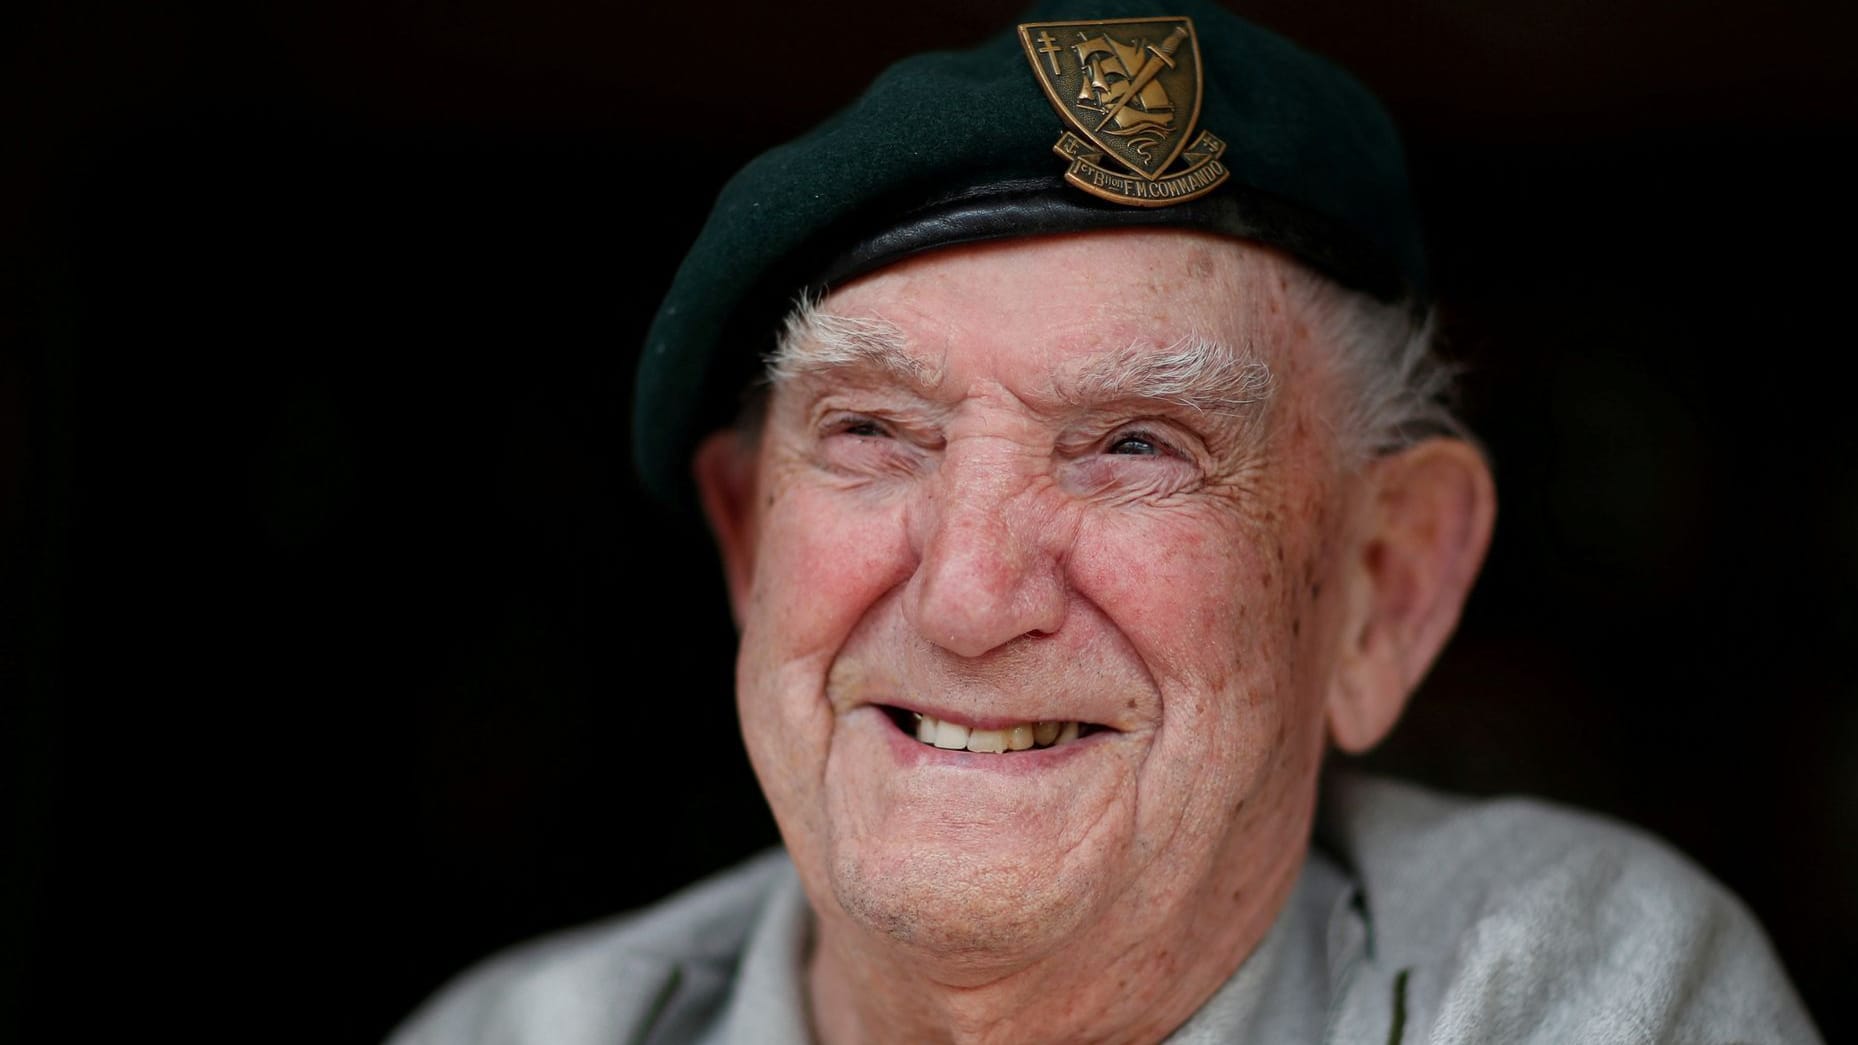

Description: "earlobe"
693 429 761 628
1327 438 1496 753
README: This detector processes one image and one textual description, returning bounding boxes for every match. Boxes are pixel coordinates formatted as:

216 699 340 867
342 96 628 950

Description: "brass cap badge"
1018 16 1229 207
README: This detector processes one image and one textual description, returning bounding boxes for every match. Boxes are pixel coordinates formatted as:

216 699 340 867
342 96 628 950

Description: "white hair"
1061 333 1274 417
1284 268 1469 466
765 298 932 387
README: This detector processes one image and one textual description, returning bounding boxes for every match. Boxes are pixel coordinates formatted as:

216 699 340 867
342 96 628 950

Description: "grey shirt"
390 775 1821 1043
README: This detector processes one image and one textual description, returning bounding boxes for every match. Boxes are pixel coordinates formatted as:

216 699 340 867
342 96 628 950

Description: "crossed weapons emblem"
1018 16 1230 207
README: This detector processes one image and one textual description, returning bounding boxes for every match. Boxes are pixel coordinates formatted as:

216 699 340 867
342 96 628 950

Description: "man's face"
705 230 1370 967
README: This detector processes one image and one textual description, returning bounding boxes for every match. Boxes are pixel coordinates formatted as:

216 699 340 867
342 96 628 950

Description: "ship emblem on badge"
1017 16 1229 206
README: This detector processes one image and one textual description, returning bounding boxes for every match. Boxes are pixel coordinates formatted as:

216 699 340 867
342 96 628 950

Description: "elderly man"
393 1 1818 1041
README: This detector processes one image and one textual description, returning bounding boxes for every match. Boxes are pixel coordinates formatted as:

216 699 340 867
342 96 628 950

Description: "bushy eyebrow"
768 298 1273 417
1053 335 1274 417
767 297 944 392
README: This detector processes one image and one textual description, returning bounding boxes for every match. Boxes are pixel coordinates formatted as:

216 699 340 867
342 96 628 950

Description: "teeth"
933 719 970 750
907 712 1090 753
966 728 1008 753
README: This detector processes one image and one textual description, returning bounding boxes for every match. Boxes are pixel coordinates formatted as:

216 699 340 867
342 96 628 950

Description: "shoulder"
386 849 794 1045
1320 773 1821 1043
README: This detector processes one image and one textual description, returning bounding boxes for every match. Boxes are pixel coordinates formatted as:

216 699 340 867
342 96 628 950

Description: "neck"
805 846 1306 1045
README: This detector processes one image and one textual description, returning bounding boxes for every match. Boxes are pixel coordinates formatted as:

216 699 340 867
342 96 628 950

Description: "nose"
904 449 1069 658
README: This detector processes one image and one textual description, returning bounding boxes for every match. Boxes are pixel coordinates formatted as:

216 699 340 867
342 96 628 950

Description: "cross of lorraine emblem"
1018 16 1229 207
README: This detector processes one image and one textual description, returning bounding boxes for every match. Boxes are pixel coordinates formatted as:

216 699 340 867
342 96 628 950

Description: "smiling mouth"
880 706 1105 754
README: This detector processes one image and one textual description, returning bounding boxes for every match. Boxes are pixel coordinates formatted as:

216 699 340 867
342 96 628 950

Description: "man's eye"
834 416 889 438
1106 432 1163 456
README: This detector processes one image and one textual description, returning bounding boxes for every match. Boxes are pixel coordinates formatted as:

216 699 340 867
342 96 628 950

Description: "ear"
1327 438 1496 753
692 428 761 628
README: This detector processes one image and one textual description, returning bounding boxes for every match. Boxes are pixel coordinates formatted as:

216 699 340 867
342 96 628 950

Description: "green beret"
635 0 1425 509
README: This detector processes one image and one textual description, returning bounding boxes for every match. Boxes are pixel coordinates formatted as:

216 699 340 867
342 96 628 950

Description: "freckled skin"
723 231 1370 1045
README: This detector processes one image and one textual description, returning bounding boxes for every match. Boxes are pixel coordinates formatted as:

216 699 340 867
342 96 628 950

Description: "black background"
4 1 1853 1040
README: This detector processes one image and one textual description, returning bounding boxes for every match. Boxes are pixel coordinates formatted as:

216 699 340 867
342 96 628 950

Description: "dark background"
4 1 1853 1040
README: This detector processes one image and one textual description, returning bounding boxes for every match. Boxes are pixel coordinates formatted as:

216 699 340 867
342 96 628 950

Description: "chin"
823 836 1101 963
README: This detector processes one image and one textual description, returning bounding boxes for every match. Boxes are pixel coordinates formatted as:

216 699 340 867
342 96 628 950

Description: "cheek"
735 484 912 782
733 486 903 856
746 486 911 655
1070 506 1289 697
1068 492 1338 785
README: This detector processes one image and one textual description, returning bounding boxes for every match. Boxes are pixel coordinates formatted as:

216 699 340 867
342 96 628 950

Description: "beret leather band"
810 174 1405 307
633 0 1427 509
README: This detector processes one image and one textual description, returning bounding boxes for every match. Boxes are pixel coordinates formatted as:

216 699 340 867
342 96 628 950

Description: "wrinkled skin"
695 230 1493 1044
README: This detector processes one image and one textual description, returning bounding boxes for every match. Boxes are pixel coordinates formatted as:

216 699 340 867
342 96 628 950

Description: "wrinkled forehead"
802 230 1315 392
